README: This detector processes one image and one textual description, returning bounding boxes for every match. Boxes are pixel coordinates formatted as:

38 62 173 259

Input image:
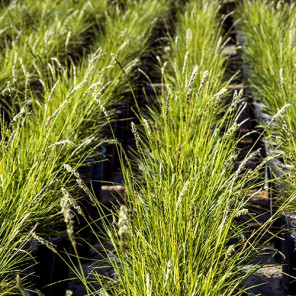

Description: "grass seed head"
186 28 192 49
42 140 74 156
279 68 284 88
8 130 17 148
235 208 249 217
176 180 190 209
61 187 76 246
32 232 57 253
12 65 17 86
2 81 13 98
182 51 189 75
174 36 178 52
165 97 170 125
64 164 81 179
225 244 235 258
118 205 129 254
131 122 142 155
95 97 110 121
146 273 151 296
9 100 32 128
266 104 290 129
143 119 152 139
118 205 129 239
30 180 57 205
165 260 171 286
186 65 199 102
231 149 261 190
165 85 173 124
196 70 208 98
76 178 96 205
161 61 168 78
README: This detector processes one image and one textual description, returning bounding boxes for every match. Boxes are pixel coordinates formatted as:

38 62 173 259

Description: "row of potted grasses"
236 0 296 211
0 0 170 293
88 0 278 295
236 0 296 292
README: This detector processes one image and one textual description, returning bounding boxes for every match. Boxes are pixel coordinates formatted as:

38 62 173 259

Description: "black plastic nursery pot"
31 236 70 296
84 146 106 197
69 205 90 262
112 108 127 172
281 211 296 295
272 214 284 263
102 114 117 182
75 147 106 258
102 109 126 181
103 144 116 182
15 243 36 290
89 149 106 201
78 146 107 212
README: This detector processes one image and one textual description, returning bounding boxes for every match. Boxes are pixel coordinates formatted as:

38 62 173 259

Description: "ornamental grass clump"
87 0 281 295
92 76 273 296
0 0 171 292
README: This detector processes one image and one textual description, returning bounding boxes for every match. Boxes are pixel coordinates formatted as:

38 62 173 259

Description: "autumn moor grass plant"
89 74 277 296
